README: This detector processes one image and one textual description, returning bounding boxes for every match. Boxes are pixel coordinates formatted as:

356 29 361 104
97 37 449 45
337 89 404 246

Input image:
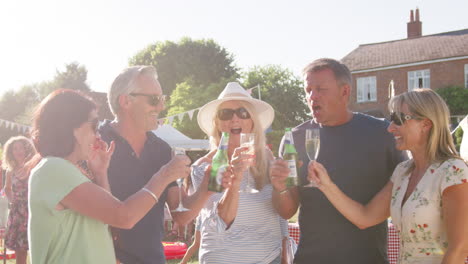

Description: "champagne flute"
305 129 320 187
172 147 190 212
239 133 258 193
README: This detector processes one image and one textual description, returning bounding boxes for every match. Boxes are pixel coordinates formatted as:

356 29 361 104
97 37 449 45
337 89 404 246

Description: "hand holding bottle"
269 158 290 192
204 164 233 191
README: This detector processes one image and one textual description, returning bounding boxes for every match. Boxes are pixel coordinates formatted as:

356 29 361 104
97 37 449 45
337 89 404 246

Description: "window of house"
356 76 377 103
465 64 468 88
408 69 430 91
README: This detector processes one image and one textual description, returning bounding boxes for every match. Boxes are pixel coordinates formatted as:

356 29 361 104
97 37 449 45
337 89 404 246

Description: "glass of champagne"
305 129 320 187
239 133 258 193
172 147 190 212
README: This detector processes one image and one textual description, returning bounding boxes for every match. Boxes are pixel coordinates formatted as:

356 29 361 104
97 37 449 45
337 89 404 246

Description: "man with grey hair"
270 58 405 263
99 65 211 264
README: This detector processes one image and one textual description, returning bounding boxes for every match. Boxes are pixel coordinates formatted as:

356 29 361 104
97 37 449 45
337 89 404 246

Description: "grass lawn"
167 258 198 264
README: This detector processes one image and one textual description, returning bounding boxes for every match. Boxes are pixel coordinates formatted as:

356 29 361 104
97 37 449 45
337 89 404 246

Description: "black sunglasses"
389 112 418 126
217 107 251 121
129 93 167 106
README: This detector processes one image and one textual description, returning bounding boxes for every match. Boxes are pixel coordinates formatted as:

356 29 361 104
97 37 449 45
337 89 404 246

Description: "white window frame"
356 76 377 103
464 64 468 88
408 69 430 91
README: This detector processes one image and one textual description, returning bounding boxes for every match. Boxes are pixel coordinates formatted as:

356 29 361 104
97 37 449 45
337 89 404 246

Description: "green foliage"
53 62 90 92
242 65 309 156
435 85 468 115
129 37 239 96
242 65 309 131
266 130 285 157
167 78 235 139
0 62 90 144
454 127 463 152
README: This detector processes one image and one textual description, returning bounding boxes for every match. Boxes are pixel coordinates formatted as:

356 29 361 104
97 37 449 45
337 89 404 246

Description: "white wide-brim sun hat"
197 82 274 136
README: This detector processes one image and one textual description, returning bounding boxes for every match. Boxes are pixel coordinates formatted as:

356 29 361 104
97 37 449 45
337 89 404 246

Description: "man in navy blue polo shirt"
270 59 405 264
100 66 212 264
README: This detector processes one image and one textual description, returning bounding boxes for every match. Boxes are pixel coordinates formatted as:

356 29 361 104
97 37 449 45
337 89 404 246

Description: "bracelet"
142 187 159 203
277 188 289 195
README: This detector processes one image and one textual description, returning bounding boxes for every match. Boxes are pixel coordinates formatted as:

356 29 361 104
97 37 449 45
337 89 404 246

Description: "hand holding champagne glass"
305 128 320 187
239 133 258 193
172 147 190 212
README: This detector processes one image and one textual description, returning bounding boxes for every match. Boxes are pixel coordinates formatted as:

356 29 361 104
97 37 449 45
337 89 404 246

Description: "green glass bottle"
208 132 230 192
282 128 299 187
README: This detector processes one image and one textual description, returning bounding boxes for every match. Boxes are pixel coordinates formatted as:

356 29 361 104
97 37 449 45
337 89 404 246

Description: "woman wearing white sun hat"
191 82 288 264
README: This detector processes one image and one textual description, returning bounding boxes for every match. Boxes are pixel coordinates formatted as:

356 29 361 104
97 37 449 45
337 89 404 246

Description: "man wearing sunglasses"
270 58 406 264
98 66 212 264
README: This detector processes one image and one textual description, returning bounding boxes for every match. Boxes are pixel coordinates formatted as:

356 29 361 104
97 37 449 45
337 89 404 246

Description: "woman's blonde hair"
209 100 270 189
388 88 459 165
2 136 36 171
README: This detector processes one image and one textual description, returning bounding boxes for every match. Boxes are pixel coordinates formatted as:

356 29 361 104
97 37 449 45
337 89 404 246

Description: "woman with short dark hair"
28 89 190 264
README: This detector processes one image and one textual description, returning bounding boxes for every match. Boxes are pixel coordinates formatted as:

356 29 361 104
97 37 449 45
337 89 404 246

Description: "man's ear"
341 83 351 97
118 94 132 110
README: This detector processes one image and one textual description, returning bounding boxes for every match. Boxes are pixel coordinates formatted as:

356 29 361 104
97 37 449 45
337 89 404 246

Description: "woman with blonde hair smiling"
309 88 468 263
2 136 35 264
192 82 288 264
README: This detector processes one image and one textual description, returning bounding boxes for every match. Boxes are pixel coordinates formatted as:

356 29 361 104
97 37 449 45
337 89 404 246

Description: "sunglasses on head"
129 93 167 106
389 112 417 126
217 107 251 121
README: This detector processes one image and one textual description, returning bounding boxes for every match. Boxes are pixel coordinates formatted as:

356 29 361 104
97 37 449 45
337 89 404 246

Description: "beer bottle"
282 128 299 187
208 132 230 192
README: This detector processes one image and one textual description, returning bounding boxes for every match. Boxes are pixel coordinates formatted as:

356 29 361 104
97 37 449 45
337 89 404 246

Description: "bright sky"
1 0 467 95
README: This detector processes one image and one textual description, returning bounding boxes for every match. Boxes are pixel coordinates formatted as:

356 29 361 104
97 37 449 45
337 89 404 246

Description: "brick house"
342 9 468 117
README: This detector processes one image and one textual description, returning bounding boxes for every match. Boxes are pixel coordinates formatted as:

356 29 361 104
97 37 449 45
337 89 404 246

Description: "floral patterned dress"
5 171 29 250
390 158 468 264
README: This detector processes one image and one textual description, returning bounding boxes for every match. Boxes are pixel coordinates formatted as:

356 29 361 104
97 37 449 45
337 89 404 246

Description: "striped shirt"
192 163 288 264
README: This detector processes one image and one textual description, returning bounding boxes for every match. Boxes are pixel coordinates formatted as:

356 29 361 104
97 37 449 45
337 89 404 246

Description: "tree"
242 65 309 155
436 85 468 115
53 62 90 92
129 37 239 96
0 62 91 144
166 77 236 139
435 85 468 152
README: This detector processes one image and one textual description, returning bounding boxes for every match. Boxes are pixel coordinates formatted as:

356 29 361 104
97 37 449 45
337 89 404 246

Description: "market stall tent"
152 124 210 151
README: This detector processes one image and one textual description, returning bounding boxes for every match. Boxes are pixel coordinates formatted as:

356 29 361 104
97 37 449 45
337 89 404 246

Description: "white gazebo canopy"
152 124 210 151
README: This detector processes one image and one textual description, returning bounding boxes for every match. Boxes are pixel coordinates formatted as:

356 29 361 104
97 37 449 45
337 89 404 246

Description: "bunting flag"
177 113 185 121
187 109 195 120
0 118 31 134
158 107 202 125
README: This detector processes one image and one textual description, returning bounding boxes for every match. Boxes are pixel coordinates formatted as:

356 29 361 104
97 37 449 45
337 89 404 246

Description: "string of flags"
0 86 261 132
0 118 31 134
158 107 201 126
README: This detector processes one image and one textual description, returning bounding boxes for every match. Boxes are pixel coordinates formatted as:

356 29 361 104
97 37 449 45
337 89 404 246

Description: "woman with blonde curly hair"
2 135 35 264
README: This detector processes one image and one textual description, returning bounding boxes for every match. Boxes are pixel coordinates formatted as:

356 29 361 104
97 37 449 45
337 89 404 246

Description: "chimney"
407 8 422 38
